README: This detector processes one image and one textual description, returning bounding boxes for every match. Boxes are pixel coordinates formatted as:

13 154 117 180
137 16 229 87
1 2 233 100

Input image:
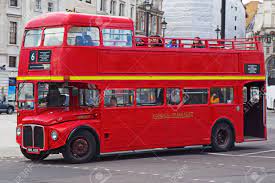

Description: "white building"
96 0 136 21
163 0 246 39
0 0 96 102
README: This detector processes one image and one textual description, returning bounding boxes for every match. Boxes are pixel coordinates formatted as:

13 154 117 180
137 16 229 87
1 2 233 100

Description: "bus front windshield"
38 83 69 108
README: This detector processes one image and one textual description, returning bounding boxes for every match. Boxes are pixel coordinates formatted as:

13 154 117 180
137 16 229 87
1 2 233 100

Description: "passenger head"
75 36 84 46
110 96 117 107
194 37 201 44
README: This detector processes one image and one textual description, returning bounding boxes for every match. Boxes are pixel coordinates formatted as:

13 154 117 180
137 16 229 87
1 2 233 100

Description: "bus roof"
25 12 134 29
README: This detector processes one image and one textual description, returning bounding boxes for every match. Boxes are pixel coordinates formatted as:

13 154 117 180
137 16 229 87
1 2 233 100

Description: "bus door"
243 82 266 140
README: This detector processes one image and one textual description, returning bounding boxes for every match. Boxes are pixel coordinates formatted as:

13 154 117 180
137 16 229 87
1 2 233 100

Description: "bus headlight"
51 131 58 141
16 127 21 136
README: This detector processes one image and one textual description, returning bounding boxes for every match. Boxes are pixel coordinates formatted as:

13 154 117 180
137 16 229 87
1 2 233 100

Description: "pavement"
0 111 274 183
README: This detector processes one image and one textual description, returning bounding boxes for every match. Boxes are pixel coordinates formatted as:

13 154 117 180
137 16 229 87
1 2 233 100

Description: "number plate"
27 148 40 154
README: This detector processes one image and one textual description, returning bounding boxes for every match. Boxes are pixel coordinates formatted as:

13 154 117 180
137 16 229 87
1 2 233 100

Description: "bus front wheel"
62 130 97 164
20 148 49 161
211 122 234 152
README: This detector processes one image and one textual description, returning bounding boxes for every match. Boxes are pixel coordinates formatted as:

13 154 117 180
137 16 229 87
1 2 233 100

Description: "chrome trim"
22 124 46 151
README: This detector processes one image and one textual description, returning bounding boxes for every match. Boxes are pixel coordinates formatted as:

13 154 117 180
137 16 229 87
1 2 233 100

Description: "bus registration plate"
27 148 40 154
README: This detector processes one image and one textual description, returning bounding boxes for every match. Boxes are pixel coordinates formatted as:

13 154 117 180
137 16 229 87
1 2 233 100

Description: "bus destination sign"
245 64 260 74
38 50 52 62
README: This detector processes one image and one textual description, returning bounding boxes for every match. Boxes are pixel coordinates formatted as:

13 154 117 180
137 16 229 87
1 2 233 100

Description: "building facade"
163 0 245 39
0 0 96 103
135 0 164 36
96 0 136 21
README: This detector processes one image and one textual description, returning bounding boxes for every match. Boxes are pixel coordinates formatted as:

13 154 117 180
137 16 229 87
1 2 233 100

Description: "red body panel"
16 13 267 155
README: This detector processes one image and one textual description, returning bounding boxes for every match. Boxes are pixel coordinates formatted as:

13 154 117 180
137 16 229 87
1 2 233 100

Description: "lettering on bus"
38 50 52 62
152 112 194 120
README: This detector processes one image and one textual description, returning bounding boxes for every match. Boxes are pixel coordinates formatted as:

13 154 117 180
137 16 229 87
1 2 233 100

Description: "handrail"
134 36 261 51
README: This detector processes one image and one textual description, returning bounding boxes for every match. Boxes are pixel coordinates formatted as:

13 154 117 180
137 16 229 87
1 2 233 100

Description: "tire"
211 122 235 152
62 130 97 164
21 148 49 161
6 107 14 115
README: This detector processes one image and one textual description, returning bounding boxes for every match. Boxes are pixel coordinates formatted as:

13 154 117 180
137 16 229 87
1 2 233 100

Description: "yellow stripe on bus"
17 76 64 81
16 75 266 81
69 75 266 81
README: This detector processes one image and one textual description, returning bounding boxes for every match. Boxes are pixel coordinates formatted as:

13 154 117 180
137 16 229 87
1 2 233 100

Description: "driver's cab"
17 82 100 116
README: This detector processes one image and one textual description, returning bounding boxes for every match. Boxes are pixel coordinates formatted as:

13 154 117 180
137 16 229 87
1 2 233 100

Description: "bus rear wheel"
20 148 49 161
211 122 234 152
62 130 97 164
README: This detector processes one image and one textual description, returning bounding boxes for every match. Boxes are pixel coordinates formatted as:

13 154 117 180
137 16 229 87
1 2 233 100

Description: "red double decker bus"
16 12 267 163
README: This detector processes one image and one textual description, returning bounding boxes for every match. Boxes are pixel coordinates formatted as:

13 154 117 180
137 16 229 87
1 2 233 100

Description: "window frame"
66 26 101 47
102 28 133 47
104 88 135 108
43 27 65 47
166 88 182 106
9 0 18 7
136 88 165 107
23 28 43 48
210 87 235 105
182 87 209 106
9 21 17 45
8 56 17 68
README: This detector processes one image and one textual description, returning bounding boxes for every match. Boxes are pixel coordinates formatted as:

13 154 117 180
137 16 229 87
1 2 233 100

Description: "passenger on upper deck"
149 35 163 47
167 39 179 48
192 37 205 48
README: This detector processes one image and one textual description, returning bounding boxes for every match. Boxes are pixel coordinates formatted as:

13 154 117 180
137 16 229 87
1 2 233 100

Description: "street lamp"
144 0 152 37
215 25 221 39
161 18 167 37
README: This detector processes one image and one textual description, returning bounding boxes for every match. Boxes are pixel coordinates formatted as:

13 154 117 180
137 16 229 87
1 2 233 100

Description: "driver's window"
243 87 248 103
250 87 260 104
79 89 99 107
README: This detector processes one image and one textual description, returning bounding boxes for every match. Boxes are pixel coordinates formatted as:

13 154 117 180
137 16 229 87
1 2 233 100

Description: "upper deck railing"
134 36 263 52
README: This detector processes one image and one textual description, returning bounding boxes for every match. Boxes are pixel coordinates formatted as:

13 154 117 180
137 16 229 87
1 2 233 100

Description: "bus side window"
183 89 208 105
104 89 134 107
79 89 100 107
243 87 248 103
210 88 234 104
136 88 164 106
102 29 132 47
67 27 100 46
44 27 64 46
167 88 181 105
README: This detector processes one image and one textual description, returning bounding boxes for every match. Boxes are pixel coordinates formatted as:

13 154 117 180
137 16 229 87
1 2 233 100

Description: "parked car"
0 101 14 114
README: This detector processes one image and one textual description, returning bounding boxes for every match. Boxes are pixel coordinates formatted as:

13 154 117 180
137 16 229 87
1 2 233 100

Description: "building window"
48 2 54 12
9 56 17 68
100 0 106 11
130 5 134 19
119 2 125 16
10 0 18 7
9 22 17 44
234 26 237 31
266 46 270 54
86 0 91 3
110 0 116 15
139 14 145 31
235 16 237 21
35 0 42 10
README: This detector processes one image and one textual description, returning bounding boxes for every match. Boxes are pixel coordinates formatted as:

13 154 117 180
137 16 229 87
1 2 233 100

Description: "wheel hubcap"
71 138 89 158
217 129 228 146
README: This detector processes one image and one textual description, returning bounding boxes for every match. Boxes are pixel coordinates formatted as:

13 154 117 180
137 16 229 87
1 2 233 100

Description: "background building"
135 0 164 36
0 0 96 103
96 0 136 20
163 0 246 39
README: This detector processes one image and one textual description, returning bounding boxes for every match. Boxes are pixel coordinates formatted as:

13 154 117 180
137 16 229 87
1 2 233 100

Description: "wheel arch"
212 118 236 142
67 125 100 155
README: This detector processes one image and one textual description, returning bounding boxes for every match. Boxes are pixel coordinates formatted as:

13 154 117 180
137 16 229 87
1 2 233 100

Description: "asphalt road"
0 111 275 183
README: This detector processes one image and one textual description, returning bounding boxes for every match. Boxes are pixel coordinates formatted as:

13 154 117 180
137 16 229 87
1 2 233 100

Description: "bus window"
243 87 248 103
250 87 260 104
24 29 42 47
80 89 100 107
67 27 100 46
38 83 69 108
103 29 132 47
183 89 208 105
104 89 134 107
167 88 181 105
44 27 64 46
210 88 234 104
136 88 164 106
18 83 34 110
